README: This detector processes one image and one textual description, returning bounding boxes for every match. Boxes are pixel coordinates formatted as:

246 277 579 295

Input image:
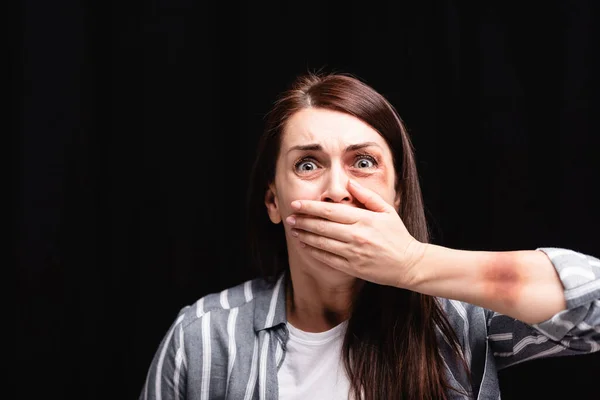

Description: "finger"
287 216 354 242
347 180 394 213
301 243 350 273
290 200 360 223
292 228 350 257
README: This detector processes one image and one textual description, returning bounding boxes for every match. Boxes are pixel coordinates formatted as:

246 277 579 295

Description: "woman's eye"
354 156 376 169
295 160 318 172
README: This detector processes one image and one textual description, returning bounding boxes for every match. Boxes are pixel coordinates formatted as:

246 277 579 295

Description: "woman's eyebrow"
286 142 381 154
287 144 322 154
345 142 382 152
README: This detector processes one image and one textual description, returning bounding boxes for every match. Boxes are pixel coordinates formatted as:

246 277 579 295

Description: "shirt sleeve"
140 306 190 400
486 247 600 370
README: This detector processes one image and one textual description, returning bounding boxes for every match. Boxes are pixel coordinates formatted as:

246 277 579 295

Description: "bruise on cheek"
355 167 389 187
480 253 526 310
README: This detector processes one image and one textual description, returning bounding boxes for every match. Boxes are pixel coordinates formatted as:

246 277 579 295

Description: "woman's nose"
320 168 352 203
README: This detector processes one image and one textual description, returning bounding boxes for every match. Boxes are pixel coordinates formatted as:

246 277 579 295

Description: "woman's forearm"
410 244 567 325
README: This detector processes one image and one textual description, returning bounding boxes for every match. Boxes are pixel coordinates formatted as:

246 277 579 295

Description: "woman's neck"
285 258 363 332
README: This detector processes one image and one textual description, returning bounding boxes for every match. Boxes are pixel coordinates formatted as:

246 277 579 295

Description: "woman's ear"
265 184 282 224
394 190 401 211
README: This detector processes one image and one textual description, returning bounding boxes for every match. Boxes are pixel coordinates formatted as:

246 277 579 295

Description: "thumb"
348 180 394 213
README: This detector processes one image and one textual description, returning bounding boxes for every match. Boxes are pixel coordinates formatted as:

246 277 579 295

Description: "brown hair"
246 72 471 399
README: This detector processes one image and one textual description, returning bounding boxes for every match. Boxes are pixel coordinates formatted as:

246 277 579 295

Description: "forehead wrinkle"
282 108 389 155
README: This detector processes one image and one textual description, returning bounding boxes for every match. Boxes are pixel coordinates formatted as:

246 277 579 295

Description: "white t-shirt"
277 320 351 399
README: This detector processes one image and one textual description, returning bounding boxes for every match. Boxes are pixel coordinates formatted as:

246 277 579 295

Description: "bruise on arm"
480 252 527 312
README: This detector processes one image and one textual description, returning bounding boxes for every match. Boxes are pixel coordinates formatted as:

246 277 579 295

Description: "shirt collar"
253 272 287 332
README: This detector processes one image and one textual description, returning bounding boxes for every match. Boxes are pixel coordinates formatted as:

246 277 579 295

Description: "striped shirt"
140 247 600 399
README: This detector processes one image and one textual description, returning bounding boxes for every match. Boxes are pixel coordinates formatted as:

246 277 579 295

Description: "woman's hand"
285 180 428 289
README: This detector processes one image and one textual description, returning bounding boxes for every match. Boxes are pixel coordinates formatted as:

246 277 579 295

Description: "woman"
140 73 600 400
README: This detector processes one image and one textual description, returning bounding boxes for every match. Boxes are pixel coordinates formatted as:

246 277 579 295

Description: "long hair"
246 72 471 399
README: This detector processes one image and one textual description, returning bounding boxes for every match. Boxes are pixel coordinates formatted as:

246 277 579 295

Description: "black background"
15 0 599 399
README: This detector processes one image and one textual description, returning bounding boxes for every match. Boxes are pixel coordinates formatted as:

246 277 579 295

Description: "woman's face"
265 107 400 232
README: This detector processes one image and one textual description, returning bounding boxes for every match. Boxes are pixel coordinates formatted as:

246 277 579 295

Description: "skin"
265 107 567 332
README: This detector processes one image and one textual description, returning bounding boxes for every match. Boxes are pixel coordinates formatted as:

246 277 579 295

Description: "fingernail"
290 229 298 237
286 216 296 225
291 201 301 210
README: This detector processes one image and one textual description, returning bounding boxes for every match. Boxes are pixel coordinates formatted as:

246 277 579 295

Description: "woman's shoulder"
174 276 280 334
